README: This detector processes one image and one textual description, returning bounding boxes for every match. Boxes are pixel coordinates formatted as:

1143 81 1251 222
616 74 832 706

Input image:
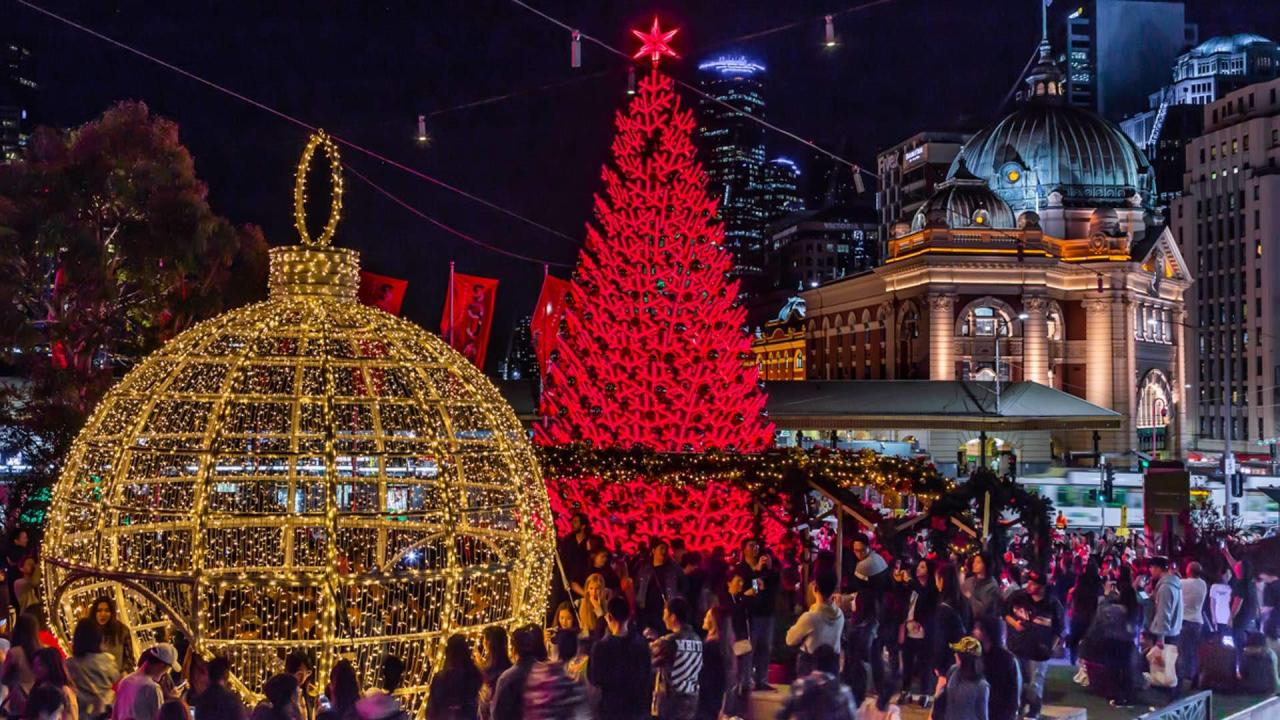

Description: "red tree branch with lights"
536 65 773 452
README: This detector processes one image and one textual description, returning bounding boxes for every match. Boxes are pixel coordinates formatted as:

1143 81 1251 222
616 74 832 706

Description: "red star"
631 16 680 67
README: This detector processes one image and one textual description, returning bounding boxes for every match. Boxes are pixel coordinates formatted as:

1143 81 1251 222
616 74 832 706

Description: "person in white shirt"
1178 562 1209 689
1208 570 1234 636
112 643 180 720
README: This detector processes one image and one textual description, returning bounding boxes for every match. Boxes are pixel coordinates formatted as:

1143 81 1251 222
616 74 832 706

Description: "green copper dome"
911 161 1015 231
949 42 1154 213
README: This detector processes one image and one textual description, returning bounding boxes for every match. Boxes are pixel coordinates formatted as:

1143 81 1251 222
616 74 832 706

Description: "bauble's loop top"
293 130 344 247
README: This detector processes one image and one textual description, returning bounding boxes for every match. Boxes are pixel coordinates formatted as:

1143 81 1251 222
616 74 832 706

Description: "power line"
14 0 577 244
508 0 877 179
345 164 573 267
703 0 901 49
427 68 614 118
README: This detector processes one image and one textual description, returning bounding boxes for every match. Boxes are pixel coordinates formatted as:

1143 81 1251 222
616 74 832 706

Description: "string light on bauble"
41 131 554 718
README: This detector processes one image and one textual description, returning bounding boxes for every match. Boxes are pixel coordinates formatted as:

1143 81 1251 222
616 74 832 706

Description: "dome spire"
1024 0 1063 101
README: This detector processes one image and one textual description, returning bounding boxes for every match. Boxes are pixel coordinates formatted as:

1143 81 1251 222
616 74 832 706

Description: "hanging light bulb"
824 14 839 48
571 30 582 68
627 66 637 95
415 115 429 146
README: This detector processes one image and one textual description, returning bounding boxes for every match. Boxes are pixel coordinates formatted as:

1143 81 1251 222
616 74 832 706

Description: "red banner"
530 275 571 375
440 272 499 369
358 272 409 316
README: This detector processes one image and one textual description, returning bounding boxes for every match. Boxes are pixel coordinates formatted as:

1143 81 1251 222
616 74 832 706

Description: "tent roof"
497 379 1121 432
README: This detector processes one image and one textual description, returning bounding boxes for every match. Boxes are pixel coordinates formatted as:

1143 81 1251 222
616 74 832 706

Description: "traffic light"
1103 465 1116 503
1230 471 1244 498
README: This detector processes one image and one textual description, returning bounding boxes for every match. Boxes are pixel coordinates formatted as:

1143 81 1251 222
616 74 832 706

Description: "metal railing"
1139 690 1212 720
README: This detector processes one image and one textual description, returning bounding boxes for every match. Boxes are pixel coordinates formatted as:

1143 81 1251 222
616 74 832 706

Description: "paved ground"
747 663 1273 719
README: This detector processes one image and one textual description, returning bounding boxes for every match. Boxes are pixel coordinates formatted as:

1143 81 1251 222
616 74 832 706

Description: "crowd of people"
3 511 1280 720
494 513 1280 720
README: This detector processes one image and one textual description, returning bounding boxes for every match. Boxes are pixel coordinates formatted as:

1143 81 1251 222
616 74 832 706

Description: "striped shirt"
652 626 703 719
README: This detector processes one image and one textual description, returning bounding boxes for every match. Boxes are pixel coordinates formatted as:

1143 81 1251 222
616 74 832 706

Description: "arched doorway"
1137 369 1173 454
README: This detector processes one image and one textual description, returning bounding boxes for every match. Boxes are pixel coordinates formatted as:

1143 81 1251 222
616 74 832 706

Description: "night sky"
13 0 1280 370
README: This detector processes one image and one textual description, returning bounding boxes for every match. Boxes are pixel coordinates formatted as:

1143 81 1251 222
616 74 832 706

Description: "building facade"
751 297 807 381
499 316 537 381
761 157 805 224
1173 76 1280 457
763 204 879 291
1059 0 1197 120
695 56 768 282
876 132 968 259
0 41 35 162
1121 33 1280 203
801 42 1191 461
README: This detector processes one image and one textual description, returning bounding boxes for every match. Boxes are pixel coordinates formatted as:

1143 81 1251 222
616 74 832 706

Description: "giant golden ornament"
40 132 554 715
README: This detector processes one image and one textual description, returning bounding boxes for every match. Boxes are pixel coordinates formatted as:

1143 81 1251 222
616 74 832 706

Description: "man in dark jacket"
1004 569 1063 720
491 624 546 720
588 597 652 720
974 613 1021 720
635 539 682 633
193 657 247 720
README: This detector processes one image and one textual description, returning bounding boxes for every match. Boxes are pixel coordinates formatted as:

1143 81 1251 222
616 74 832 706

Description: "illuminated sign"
904 146 925 167
698 56 766 75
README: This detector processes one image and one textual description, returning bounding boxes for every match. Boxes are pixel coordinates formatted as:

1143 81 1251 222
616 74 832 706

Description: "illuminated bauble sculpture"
40 131 554 716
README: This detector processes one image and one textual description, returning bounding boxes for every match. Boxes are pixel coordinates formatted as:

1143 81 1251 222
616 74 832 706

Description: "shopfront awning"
498 379 1122 432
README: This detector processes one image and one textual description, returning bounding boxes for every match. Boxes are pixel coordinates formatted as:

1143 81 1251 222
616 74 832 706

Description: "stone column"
928 293 956 380
1021 295 1050 385
1082 297 1114 410
1174 307 1189 454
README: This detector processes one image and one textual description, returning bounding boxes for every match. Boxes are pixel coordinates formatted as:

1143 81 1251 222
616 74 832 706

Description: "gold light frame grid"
40 135 553 718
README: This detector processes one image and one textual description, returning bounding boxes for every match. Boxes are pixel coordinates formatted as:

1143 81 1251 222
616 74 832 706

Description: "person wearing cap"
1003 569 1062 720
931 636 988 720
112 643 181 720
1147 557 1183 652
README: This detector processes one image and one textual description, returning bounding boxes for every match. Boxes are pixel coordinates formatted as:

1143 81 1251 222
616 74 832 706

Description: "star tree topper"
632 16 679 67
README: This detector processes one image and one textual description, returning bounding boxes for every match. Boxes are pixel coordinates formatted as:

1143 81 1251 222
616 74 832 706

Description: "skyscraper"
1058 0 1198 120
0 41 36 162
499 316 537 381
760 157 804 225
1121 33 1280 202
695 56 767 282
1174 76 1280 456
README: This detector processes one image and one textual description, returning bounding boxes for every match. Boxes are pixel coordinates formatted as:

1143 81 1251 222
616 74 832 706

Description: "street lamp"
995 312 1030 415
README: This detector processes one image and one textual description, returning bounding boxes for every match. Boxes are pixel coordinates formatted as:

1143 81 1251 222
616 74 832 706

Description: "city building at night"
751 296 807 381
1174 75 1280 458
1057 0 1198 121
695 55 768 283
0 41 36 162
877 131 969 262
797 38 1190 464
762 203 878 290
760 157 805 224
1121 33 1280 203
499 315 537 381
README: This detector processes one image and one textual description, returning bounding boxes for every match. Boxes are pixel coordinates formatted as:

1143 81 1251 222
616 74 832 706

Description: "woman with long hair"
961 553 1001 622
856 672 901 720
2 613 45 717
577 574 609 644
932 563 969 690
88 597 134 676
426 634 482 720
1117 565 1141 630
1068 560 1103 667
65 619 118 720
31 647 77 720
316 661 358 720
476 627 510 720
900 559 936 705
699 605 735 720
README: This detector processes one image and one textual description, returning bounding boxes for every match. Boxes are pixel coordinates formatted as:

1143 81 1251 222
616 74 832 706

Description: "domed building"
949 43 1157 241
794 36 1192 469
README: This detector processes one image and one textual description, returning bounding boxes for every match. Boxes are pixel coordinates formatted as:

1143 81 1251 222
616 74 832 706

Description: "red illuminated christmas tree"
538 21 773 453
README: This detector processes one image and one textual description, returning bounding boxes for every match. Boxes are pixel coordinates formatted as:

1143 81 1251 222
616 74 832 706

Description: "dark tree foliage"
0 101 268 524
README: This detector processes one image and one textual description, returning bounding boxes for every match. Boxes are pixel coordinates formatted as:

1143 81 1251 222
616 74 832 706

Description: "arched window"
960 306 1012 337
